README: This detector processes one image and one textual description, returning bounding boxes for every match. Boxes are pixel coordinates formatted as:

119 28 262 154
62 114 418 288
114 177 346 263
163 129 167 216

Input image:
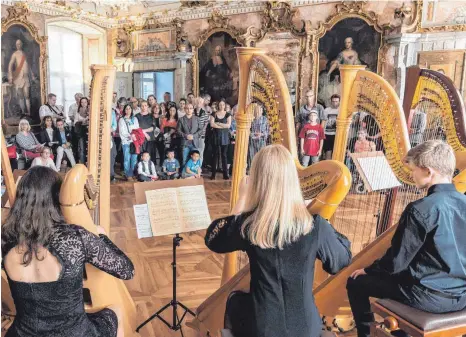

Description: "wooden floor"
109 175 232 337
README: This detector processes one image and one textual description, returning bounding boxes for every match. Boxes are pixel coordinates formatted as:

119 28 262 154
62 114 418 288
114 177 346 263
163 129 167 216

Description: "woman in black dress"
209 99 231 180
2 167 134 337
205 144 352 337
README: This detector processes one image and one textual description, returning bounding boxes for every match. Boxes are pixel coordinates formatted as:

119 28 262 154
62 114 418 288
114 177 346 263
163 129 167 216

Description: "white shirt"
31 157 58 172
118 116 140 145
39 104 64 121
137 160 157 177
68 103 78 123
46 127 54 142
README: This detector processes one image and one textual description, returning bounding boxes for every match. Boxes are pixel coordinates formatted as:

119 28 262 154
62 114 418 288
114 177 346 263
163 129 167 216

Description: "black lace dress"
2 224 135 337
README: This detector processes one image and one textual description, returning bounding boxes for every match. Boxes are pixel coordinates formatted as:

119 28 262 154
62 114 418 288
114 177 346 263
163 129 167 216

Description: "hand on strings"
95 225 107 236
350 268 367 279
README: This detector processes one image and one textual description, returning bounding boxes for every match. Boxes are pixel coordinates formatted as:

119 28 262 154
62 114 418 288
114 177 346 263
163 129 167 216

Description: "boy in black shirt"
347 140 466 337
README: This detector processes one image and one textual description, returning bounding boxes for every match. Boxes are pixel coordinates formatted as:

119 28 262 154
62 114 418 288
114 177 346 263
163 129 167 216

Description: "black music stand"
136 234 196 336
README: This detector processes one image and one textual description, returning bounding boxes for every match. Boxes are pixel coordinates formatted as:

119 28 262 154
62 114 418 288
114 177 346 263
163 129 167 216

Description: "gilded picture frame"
1 5 48 125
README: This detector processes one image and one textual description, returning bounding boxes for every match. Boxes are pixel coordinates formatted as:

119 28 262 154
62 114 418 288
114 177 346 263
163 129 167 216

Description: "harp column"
221 47 266 285
332 65 366 163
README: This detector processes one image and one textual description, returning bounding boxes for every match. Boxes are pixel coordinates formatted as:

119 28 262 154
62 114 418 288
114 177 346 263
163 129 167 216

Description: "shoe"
122 175 128 181
210 175 216 180
110 176 116 183
223 175 230 180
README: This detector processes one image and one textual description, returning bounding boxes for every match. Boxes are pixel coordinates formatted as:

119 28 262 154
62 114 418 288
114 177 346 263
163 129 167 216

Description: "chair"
371 299 466 337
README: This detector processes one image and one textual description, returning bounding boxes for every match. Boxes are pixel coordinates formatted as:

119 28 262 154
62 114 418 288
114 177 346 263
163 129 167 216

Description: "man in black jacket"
347 140 466 337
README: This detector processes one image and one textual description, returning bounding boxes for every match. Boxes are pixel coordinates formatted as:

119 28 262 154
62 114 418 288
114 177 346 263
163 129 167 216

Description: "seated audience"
119 104 139 181
39 93 65 122
353 130 376 153
161 149 180 180
15 119 43 159
182 150 202 179
137 151 158 182
1 166 134 337
347 140 466 337
31 146 58 172
205 144 351 337
55 118 76 169
299 109 325 167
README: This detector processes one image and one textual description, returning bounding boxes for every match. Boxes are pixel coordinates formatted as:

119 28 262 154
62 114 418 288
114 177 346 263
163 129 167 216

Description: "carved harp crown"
188 47 352 337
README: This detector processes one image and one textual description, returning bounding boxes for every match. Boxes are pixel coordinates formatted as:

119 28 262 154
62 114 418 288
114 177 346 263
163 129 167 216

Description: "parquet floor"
109 176 232 337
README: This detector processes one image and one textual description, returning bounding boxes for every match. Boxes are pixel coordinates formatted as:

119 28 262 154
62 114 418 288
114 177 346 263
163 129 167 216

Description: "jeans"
347 274 466 337
122 143 138 177
301 155 319 167
138 174 152 182
182 144 197 166
110 138 117 177
55 146 76 169
198 137 206 163
78 137 87 164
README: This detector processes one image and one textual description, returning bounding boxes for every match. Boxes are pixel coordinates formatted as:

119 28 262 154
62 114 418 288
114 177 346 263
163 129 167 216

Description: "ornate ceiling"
0 0 337 28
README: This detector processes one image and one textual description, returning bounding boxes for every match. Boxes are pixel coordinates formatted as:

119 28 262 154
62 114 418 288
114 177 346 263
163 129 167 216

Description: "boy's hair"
404 140 455 177
330 94 341 101
190 150 200 156
141 151 150 157
307 109 318 120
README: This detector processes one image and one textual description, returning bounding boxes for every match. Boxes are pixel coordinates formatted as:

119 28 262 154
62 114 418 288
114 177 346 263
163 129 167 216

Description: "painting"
2 23 43 124
256 32 302 109
317 18 381 108
198 31 240 106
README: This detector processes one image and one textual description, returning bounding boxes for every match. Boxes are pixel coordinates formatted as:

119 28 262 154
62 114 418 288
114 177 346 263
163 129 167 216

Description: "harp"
187 47 352 337
403 66 466 170
313 65 466 320
59 65 137 336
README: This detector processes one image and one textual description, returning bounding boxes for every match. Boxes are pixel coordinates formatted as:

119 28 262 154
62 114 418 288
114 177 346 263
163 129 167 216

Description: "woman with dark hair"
147 95 157 109
2 167 134 337
361 114 383 151
210 99 231 180
39 116 60 152
74 97 90 163
161 105 180 160
118 104 139 180
151 104 165 166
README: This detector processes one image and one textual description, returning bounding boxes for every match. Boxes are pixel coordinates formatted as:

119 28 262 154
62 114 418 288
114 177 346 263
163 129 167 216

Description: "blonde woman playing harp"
205 144 352 337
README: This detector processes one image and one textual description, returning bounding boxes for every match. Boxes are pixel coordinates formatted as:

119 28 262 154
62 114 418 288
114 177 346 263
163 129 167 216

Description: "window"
48 25 84 112
139 71 174 102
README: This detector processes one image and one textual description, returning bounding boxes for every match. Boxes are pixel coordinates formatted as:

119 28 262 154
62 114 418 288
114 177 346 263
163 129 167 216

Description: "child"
31 146 58 172
299 109 325 167
182 150 202 179
353 130 376 153
347 140 466 337
137 151 158 182
161 149 180 180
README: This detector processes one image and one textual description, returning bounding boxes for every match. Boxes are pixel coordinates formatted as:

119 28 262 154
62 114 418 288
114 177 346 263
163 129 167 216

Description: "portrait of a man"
2 24 42 124
198 32 239 105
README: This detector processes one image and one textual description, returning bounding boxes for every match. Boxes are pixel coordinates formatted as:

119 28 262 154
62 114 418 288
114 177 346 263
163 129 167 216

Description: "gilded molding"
1 4 48 107
261 1 306 37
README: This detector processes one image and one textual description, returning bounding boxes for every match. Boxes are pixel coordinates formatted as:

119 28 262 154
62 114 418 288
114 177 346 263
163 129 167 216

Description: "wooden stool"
371 299 466 337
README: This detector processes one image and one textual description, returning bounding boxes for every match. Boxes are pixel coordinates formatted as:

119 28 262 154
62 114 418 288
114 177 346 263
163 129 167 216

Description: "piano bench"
371 299 466 337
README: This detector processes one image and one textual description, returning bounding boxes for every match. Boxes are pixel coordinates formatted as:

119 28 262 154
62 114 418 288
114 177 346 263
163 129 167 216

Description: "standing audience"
210 99 231 180
299 110 325 167
119 104 139 181
322 94 340 159
177 103 201 165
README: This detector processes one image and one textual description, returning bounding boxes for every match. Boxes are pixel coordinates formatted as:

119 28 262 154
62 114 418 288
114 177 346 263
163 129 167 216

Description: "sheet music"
357 156 401 191
133 204 153 239
177 185 212 232
146 188 182 236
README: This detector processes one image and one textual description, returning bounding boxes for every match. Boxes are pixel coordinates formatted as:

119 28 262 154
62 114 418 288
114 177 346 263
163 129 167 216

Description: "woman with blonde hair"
205 144 351 337
15 119 43 159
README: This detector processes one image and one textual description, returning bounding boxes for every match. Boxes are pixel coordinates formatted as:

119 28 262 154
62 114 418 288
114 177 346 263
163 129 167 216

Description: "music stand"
136 233 195 336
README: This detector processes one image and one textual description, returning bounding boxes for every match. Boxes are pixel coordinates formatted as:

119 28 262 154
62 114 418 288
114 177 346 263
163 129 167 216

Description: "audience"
210 99 231 180
248 105 269 167
182 149 202 179
137 151 158 182
322 94 340 159
31 146 58 171
130 97 141 115
39 93 65 122
39 116 60 153
15 119 43 159
178 98 187 118
147 94 157 108
67 92 83 126
161 105 179 158
295 89 324 136
299 109 325 167
205 144 351 337
55 118 76 170
194 97 210 162
187 92 195 105
161 149 180 180
353 130 376 153
136 100 154 154
177 102 201 166
119 104 139 181
75 97 90 164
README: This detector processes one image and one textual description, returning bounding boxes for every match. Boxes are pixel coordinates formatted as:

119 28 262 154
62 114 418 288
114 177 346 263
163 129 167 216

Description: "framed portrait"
256 32 303 109
198 31 240 106
317 17 381 108
2 23 46 125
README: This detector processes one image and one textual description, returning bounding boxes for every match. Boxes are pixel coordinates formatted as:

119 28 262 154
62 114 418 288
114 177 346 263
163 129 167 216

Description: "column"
174 52 194 101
